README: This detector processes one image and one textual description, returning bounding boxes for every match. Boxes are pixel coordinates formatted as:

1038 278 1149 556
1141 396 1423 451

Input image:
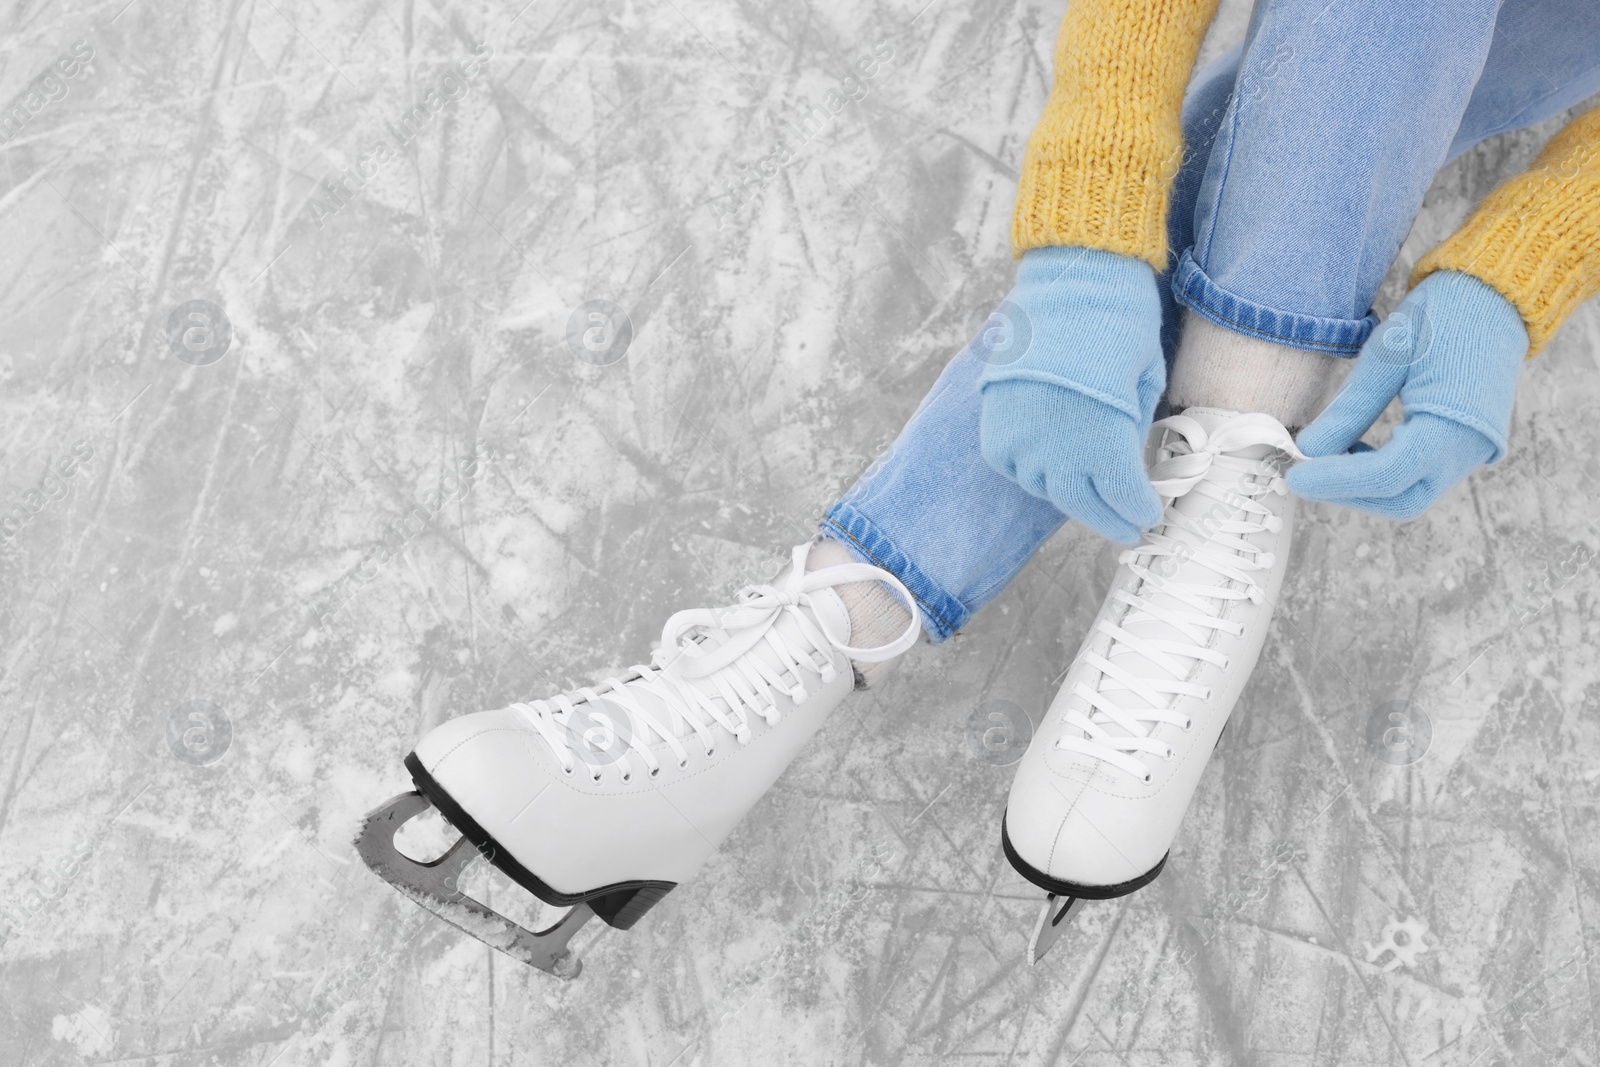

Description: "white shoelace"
512 543 920 783
1056 413 1305 781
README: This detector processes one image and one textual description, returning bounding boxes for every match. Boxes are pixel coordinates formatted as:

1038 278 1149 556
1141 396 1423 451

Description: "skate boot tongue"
1068 409 1301 773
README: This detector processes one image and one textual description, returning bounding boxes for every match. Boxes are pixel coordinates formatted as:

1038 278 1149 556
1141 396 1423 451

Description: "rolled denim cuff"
1173 248 1379 356
820 504 969 642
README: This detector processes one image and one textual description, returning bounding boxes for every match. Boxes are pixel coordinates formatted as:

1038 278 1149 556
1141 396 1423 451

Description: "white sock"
1169 313 1342 431
806 537 915 689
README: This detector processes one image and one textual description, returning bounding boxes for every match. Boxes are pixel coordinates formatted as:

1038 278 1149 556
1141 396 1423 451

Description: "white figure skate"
357 542 918 977
1005 409 1303 963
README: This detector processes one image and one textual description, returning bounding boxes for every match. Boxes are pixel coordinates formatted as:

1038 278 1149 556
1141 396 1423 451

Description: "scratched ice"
2 1 1598 1065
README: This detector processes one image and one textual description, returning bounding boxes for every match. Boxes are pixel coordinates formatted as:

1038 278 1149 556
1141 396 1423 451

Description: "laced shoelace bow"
1056 413 1306 781
513 543 920 782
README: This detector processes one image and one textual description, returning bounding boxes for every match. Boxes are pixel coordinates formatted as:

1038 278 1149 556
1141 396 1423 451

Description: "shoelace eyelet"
1065 419 1291 779
521 553 919 789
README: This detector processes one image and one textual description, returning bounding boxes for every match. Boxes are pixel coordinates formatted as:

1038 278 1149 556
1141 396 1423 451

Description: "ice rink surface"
3 0 1599 1064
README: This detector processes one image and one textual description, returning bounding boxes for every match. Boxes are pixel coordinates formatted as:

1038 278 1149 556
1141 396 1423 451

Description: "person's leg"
820 0 1600 663
819 330 1069 649
1168 0 1600 429
1178 0 1502 351
1159 43 1243 389
1169 0 1500 427
1002 0 1600 916
1446 0 1600 163
1159 40 1342 429
815 46 1252 665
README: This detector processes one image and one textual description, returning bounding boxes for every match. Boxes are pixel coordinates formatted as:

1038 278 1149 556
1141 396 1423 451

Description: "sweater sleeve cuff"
1010 0 1221 269
1410 105 1600 355
1012 154 1173 269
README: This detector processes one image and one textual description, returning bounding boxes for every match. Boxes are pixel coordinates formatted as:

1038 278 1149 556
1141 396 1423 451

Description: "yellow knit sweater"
1412 104 1600 354
1016 2 1600 354
1012 0 1221 267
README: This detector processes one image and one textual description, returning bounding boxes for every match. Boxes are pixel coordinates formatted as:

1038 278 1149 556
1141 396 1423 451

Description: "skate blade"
1028 893 1082 965
355 791 591 978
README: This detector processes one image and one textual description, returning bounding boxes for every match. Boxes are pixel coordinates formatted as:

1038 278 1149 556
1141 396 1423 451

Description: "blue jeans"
824 0 1600 641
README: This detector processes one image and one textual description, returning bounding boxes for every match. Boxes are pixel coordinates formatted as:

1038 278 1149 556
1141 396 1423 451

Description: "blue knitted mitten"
1288 271 1528 521
978 246 1167 544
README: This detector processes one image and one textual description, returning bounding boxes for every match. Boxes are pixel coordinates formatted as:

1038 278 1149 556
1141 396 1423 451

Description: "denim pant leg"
821 49 1244 644
824 0 1600 643
1447 0 1600 161
1160 43 1245 377
822 332 1068 642
1173 0 1600 355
